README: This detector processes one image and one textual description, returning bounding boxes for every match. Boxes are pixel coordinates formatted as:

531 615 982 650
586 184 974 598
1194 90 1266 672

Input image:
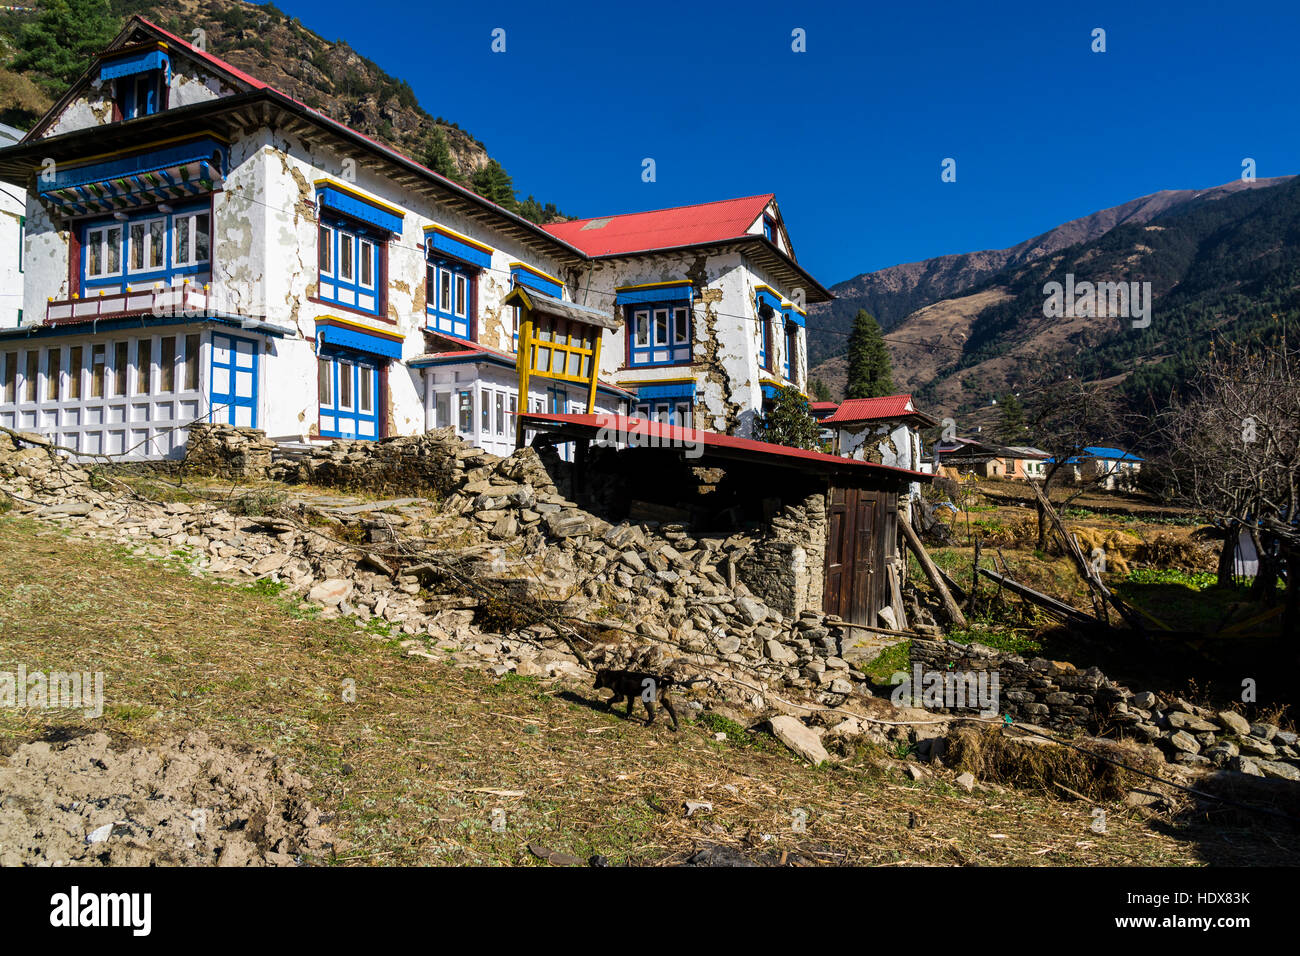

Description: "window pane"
455 274 467 317
177 216 190 264
480 387 490 433
107 228 121 273
654 310 668 346
184 335 199 390
495 392 504 435
2 352 14 402
159 336 175 392
339 362 352 408
149 220 164 268
435 391 451 428
319 226 332 274
458 389 472 432
360 241 373 287
359 367 372 414
88 230 103 276
91 346 106 398
634 311 649 346
195 214 210 263
46 348 60 401
136 338 151 394
675 308 689 344
440 270 451 312
24 350 38 401
114 342 128 396
68 346 82 400
318 358 331 405
340 233 353 281
129 223 145 271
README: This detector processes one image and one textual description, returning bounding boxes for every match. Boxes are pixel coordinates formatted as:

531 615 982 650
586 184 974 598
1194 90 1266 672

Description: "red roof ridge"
546 192 775 228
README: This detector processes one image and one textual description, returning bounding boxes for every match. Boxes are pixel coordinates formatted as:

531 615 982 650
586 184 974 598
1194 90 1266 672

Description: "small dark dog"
594 668 680 731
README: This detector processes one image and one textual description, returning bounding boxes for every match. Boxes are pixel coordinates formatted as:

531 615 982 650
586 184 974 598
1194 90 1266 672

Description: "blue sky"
265 0 1299 286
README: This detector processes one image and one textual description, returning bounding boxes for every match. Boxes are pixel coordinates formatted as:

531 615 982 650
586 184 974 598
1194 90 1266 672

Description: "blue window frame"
116 70 164 120
626 302 691 367
209 333 258 427
81 203 210 294
318 353 380 439
635 399 692 427
783 323 797 379
425 255 476 340
318 213 383 316
762 215 775 241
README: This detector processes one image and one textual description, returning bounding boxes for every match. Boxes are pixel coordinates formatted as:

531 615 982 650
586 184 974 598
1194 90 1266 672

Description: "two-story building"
0 122 23 330
0 16 830 461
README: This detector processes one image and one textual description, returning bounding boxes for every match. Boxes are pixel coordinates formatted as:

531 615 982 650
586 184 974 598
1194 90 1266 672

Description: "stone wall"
285 430 462 497
737 492 827 618
908 638 1300 778
184 424 276 480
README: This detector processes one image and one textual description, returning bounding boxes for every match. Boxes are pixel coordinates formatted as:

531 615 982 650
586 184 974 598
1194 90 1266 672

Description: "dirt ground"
0 730 337 866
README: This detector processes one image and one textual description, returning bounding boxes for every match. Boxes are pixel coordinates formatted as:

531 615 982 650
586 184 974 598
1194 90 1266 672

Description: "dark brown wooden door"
824 485 881 626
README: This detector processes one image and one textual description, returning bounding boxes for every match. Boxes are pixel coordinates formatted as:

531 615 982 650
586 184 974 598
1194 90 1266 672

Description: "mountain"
806 177 1293 370
0 0 563 221
814 175 1300 420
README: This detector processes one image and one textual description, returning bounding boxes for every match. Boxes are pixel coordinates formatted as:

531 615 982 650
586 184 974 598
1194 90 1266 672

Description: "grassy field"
0 512 1293 866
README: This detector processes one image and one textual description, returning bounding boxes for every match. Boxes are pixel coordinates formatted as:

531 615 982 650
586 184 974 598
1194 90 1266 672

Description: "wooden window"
2 352 14 402
184 334 199 390
91 345 106 398
136 339 152 394
46 348 60 401
318 357 332 405
113 342 128 397
159 336 175 392
24 350 38 401
68 346 82 400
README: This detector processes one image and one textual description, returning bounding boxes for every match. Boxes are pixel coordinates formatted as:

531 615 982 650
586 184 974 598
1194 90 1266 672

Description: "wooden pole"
898 513 968 629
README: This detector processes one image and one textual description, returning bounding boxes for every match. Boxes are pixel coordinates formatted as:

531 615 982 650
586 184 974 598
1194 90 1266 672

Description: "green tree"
470 159 517 211
420 126 460 182
844 309 895 399
995 392 1026 443
808 378 832 403
13 0 117 94
757 385 821 450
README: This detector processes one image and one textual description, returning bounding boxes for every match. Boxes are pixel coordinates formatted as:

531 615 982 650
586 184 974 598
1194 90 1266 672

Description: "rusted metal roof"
519 413 933 481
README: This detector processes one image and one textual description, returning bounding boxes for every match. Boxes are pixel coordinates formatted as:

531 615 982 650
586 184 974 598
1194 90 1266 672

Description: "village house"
936 436 1050 481
1045 446 1144 491
821 393 938 511
0 17 830 461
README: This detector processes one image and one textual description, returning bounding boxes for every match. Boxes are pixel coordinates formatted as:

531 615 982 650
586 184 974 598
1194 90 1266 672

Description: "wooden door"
824 485 881 626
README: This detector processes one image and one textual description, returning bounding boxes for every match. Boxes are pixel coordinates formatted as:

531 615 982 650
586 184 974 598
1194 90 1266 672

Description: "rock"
1257 760 1300 782
1130 691 1158 709
1166 711 1219 733
955 772 975 792
764 639 797 663
1216 710 1251 735
307 578 353 606
735 596 768 626
1238 736 1277 757
1249 722 1279 742
683 801 713 817
768 716 830 766
1167 730 1200 755
1231 756 1265 777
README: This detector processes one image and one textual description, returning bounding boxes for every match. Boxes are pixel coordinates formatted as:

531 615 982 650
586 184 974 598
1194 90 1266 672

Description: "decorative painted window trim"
626 301 691 368
80 200 212 294
509 262 563 298
314 179 406 234
615 281 693 306
318 353 380 440
425 249 479 341
317 213 385 316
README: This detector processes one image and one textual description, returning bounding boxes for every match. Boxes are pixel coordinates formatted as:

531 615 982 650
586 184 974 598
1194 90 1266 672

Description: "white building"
0 16 830 460
0 122 24 330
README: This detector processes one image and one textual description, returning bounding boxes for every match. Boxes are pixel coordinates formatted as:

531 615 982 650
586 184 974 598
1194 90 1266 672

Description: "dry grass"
0 514 1292 866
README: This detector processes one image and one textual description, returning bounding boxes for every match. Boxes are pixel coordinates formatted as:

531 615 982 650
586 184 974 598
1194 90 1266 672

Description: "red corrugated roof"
519 413 932 479
825 394 922 424
541 194 774 256
810 402 839 412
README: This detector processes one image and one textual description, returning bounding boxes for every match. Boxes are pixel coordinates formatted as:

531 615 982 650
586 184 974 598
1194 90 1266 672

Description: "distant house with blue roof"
1044 446 1144 491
